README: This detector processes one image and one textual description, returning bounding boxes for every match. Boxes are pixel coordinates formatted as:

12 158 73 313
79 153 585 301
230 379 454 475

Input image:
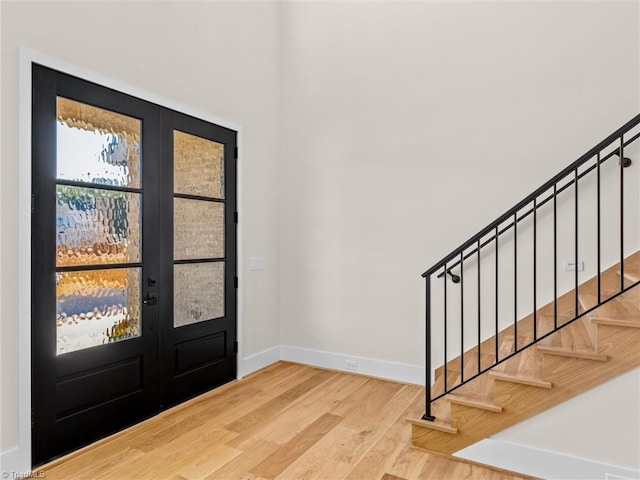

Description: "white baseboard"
280 345 424 385
456 438 640 480
239 345 424 385
238 346 281 378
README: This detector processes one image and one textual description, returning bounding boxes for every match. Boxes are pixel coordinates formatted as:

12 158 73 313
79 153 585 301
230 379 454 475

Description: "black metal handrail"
421 114 640 421
423 114 640 278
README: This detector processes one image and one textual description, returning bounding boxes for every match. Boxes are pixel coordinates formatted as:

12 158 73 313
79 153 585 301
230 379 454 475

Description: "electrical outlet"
564 260 584 272
250 256 265 271
345 360 358 371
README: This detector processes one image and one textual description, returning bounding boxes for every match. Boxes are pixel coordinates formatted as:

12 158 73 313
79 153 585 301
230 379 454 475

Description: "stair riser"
593 324 640 364
411 424 459 455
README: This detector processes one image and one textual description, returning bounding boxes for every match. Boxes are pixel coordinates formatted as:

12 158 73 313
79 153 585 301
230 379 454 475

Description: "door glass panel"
56 268 141 355
56 185 142 267
173 130 224 198
172 128 226 329
57 97 141 188
174 263 224 327
173 198 224 260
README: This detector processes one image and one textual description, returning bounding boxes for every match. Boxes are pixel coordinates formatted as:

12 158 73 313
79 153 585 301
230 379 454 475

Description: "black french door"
31 65 237 465
158 110 237 407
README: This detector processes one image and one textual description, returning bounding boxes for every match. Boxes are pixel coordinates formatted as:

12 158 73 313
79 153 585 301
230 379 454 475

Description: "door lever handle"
143 292 158 306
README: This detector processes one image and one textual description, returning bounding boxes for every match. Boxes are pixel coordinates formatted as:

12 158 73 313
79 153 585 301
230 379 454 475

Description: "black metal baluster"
460 252 464 383
597 153 602 303
575 168 579 316
514 213 518 352
444 264 448 394
477 239 481 374
423 275 435 421
553 183 558 329
533 198 537 341
495 226 499 364
620 136 625 290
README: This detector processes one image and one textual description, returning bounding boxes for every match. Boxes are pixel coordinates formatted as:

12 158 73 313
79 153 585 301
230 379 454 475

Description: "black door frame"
30 63 238 465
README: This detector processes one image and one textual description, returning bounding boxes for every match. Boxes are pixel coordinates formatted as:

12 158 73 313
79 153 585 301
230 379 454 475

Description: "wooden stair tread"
590 316 640 328
488 371 552 388
536 344 608 361
406 417 458 434
446 394 503 413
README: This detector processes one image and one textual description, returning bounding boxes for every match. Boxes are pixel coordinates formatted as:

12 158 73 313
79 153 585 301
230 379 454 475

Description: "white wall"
457 368 640 479
0 0 281 464
278 0 639 472
494 368 640 473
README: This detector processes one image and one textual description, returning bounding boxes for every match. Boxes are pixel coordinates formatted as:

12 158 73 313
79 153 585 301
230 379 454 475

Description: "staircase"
409 253 639 454
409 115 640 455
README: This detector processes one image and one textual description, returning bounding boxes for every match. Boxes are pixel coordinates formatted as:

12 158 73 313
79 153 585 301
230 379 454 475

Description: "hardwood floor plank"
102 427 239 480
204 441 280 480
225 369 335 435
345 421 410 480
339 381 408 430
416 453 448 479
44 447 145 480
250 413 343 479
388 443 432 479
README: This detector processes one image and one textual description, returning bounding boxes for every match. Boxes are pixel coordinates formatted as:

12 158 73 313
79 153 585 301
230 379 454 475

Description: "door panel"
32 64 237 465
31 65 160 465
159 111 237 406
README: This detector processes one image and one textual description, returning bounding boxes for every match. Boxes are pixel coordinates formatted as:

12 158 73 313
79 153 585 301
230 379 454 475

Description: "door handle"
143 292 158 306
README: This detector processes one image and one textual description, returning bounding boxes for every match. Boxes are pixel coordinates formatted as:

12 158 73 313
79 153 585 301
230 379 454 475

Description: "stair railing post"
423 274 435 421
619 136 625 289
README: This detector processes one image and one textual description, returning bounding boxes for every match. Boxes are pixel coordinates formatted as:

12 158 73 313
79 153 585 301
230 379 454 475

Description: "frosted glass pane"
57 97 141 188
174 263 224 327
174 130 224 198
56 268 141 355
174 198 224 260
56 185 141 267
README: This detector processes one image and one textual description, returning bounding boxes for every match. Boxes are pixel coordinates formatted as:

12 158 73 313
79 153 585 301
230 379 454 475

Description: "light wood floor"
40 362 534 480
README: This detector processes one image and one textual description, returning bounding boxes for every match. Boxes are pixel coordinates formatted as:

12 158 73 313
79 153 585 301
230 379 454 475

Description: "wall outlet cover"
345 360 358 371
250 256 265 271
564 260 585 272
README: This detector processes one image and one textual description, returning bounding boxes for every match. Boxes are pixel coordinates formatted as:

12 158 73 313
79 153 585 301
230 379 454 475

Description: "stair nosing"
488 371 552 388
536 345 608 361
406 417 458 434
590 316 640 328
446 394 503 413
